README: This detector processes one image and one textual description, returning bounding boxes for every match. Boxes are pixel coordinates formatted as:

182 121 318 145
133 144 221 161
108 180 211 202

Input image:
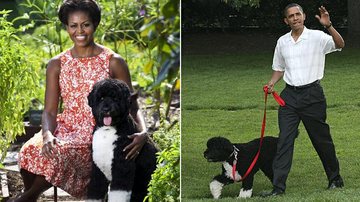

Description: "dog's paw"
237 188 253 198
210 180 224 199
108 190 132 202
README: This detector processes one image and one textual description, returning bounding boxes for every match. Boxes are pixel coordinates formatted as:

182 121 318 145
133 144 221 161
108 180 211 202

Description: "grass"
181 48 360 201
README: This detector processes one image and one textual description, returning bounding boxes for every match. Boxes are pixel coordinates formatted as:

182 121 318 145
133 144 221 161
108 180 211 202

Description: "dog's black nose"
203 151 208 158
102 105 111 112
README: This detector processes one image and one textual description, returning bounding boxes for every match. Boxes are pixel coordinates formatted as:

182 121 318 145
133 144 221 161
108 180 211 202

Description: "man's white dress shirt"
272 27 341 86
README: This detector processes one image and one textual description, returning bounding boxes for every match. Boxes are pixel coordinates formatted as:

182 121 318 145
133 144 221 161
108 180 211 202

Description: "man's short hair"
283 3 304 17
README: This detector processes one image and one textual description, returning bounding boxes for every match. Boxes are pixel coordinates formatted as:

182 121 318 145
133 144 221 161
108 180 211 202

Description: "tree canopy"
182 0 347 32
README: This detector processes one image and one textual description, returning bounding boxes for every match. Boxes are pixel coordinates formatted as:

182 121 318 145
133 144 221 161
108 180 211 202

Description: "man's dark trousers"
272 81 340 191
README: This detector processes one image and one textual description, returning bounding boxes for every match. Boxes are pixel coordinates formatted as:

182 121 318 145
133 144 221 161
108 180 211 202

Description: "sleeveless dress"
18 47 113 198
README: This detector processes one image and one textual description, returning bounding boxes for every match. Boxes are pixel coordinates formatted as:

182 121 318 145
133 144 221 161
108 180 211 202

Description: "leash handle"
263 86 285 107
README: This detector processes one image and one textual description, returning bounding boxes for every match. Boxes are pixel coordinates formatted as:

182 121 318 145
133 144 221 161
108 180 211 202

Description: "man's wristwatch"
324 22 332 29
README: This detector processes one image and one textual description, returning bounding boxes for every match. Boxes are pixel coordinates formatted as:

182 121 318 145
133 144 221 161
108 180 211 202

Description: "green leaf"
11 13 30 23
0 10 12 15
140 17 159 37
144 60 154 74
161 0 179 19
11 34 21 41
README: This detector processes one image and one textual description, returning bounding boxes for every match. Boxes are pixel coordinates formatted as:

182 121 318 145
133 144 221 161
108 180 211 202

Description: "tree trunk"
348 0 360 45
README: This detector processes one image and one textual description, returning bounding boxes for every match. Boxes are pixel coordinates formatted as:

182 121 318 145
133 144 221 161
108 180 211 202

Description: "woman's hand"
42 130 61 158
123 131 148 160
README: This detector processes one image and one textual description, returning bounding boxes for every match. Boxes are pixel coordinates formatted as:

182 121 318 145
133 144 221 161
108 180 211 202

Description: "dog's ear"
114 79 132 106
87 85 97 108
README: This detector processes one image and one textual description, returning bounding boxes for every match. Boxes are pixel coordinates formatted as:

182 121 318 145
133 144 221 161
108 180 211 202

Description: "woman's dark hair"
58 0 101 29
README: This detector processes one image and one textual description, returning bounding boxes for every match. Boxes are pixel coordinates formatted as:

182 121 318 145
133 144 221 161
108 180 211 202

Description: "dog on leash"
203 136 278 198
86 78 158 202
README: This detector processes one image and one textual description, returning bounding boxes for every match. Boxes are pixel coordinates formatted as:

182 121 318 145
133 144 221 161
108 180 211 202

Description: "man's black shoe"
260 188 285 197
328 176 344 189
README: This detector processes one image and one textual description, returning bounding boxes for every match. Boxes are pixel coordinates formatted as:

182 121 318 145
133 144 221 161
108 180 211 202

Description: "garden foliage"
0 10 40 161
147 123 180 202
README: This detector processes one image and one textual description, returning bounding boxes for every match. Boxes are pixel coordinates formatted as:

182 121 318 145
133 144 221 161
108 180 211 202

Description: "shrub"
147 123 180 202
0 10 40 161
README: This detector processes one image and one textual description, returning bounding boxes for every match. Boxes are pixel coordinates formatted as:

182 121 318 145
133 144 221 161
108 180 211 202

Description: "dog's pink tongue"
103 116 112 126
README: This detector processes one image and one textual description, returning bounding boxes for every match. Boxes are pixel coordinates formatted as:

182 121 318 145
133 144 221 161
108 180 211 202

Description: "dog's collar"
230 145 239 182
229 145 239 160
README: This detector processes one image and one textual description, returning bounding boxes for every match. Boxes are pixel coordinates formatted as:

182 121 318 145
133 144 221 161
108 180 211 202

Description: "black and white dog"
87 79 158 202
203 136 278 199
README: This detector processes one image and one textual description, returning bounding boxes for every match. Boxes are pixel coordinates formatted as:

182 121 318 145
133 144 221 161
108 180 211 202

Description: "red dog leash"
232 86 285 181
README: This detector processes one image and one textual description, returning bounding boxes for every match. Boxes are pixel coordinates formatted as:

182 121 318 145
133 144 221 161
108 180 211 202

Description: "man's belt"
286 80 320 90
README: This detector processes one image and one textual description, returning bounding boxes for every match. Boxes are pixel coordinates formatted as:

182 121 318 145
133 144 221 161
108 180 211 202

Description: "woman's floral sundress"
19 47 113 198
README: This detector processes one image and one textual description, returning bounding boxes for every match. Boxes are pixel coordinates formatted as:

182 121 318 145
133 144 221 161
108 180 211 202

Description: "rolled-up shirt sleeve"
272 40 285 72
321 33 341 54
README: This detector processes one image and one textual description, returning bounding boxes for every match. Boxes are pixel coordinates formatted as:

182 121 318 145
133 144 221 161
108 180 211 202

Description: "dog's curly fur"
204 136 278 199
87 79 157 202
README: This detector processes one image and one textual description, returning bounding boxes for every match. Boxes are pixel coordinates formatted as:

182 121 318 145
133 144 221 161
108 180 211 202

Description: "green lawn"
181 48 360 201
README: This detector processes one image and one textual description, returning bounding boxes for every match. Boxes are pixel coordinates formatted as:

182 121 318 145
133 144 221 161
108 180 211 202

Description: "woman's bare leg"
7 174 52 202
19 169 36 191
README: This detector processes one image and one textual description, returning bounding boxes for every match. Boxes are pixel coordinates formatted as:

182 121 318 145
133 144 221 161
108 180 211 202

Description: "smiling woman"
58 1 99 52
64 11 97 50
8 0 149 201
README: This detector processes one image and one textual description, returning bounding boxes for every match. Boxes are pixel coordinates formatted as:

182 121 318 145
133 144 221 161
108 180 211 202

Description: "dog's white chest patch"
93 126 118 181
223 162 242 181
